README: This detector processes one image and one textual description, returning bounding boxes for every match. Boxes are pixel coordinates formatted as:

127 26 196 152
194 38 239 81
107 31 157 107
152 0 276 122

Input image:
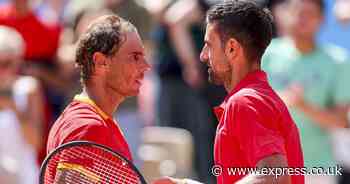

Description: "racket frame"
39 141 147 184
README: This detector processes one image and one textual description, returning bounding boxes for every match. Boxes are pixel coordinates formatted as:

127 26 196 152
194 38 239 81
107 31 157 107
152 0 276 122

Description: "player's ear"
224 38 240 61
225 38 237 60
93 52 109 70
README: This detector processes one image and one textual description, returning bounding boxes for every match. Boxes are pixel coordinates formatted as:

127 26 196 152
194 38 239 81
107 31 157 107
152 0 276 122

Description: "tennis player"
46 14 150 181
153 1 304 184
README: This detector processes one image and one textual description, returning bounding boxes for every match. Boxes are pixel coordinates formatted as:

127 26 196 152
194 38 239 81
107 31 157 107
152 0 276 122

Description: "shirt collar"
225 69 267 102
73 94 127 137
73 94 110 120
213 70 267 120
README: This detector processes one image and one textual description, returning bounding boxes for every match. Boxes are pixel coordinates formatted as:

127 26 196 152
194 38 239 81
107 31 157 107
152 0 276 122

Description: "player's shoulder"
51 101 108 135
48 101 109 149
227 83 278 110
227 87 263 108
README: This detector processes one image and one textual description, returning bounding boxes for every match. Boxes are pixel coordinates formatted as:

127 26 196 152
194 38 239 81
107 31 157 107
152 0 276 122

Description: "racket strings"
73 146 139 184
44 145 141 184
87 148 137 183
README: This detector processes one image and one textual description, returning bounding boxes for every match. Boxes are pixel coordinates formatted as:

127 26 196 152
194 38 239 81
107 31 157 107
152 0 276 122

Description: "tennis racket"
40 141 147 184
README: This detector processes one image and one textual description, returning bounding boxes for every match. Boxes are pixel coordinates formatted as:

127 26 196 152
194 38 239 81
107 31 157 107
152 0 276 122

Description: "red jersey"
47 95 132 161
214 70 304 184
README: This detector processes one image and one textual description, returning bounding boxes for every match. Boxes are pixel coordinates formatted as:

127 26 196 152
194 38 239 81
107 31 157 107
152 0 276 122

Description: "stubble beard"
208 67 224 85
208 65 231 86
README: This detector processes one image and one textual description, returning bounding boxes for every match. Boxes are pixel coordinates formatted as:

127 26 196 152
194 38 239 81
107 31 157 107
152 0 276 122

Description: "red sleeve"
229 96 287 166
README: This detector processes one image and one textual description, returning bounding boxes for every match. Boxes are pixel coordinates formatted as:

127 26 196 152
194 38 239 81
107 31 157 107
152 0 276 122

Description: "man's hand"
279 84 306 109
236 154 291 184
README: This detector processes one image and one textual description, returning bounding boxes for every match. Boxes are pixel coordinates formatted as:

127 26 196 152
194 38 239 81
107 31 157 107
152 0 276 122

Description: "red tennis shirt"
46 94 132 161
214 70 304 184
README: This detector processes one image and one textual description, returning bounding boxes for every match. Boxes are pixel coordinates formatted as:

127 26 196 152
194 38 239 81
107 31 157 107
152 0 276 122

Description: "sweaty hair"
75 14 136 84
206 0 273 62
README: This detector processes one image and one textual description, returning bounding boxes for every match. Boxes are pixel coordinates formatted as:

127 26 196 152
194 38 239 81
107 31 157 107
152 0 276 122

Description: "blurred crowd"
0 0 349 184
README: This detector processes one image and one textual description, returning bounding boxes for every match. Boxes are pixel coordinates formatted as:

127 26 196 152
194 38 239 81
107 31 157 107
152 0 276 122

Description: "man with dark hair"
262 0 350 183
46 14 150 182
153 1 304 184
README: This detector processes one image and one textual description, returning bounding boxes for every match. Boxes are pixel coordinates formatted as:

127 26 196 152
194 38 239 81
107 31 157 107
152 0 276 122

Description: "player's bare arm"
236 154 291 184
164 0 204 88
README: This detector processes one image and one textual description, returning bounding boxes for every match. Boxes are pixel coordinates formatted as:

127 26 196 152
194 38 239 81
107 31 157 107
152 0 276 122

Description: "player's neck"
225 60 260 92
82 84 125 118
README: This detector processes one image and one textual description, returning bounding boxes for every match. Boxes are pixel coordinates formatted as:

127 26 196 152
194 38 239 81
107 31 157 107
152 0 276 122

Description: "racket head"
40 141 147 184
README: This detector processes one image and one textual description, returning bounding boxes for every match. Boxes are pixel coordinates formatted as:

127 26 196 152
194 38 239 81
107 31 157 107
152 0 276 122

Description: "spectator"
262 0 350 183
0 25 44 184
324 44 350 184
